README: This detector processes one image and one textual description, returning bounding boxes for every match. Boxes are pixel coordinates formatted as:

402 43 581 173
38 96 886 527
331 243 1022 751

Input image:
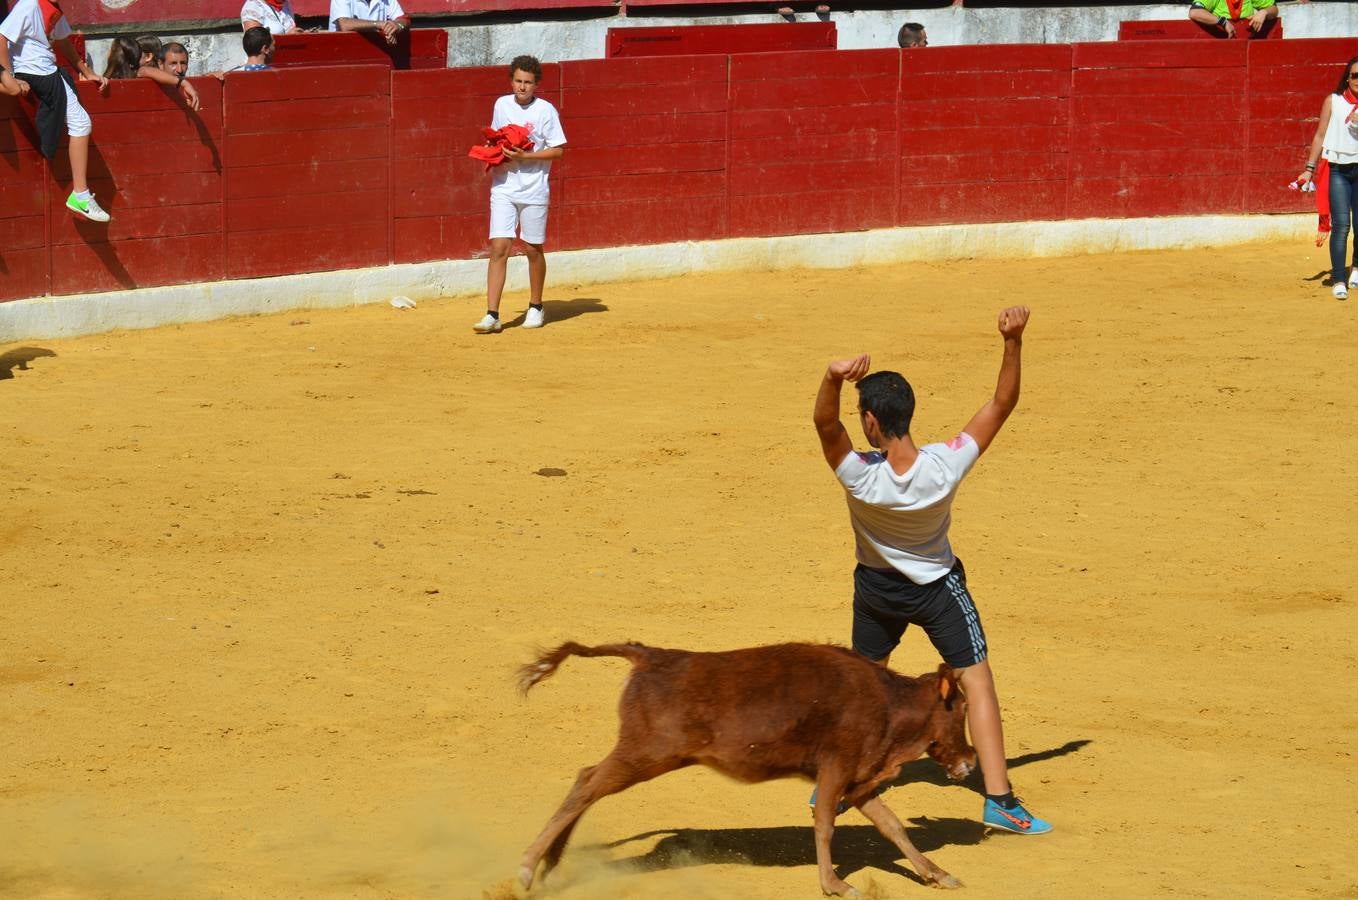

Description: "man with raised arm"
812 306 1052 836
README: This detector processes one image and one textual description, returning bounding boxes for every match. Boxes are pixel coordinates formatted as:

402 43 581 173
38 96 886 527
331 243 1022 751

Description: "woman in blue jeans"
1297 55 1358 300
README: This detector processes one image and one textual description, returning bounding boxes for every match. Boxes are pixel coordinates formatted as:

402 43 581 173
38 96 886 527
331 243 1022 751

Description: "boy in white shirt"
0 0 111 222
813 306 1052 837
474 55 567 334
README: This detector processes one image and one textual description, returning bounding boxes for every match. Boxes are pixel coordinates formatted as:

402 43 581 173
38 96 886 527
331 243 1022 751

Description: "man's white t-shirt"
834 433 980 584
490 94 566 205
0 0 70 76
241 0 298 34
329 0 405 30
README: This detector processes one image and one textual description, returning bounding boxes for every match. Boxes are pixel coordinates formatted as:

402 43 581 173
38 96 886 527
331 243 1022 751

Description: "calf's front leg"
812 773 860 898
855 795 961 889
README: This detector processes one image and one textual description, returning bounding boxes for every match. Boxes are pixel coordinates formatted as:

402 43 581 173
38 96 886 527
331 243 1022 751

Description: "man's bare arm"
814 354 870 470
961 307 1028 455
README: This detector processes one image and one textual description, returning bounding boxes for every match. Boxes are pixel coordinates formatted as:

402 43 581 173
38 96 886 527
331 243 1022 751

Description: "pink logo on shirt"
945 434 971 451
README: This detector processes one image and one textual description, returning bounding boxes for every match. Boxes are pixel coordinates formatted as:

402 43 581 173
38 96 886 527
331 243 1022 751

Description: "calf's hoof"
820 882 861 898
930 872 963 890
517 865 534 890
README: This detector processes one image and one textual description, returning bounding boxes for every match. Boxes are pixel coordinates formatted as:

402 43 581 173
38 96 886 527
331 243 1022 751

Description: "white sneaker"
66 191 110 223
1349 268 1358 288
1334 282 1349 300
523 305 545 329
472 313 502 333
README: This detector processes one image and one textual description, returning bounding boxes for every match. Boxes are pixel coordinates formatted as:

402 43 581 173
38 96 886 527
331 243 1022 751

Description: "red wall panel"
41 78 224 296
223 65 391 279
1 38 1348 305
555 54 729 251
0 94 48 302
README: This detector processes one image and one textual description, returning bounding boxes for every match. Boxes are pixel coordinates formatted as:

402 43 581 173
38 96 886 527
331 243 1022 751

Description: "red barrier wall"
1 39 1353 304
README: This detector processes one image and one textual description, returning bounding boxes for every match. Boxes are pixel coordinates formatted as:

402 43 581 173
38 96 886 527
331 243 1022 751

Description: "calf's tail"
517 641 649 695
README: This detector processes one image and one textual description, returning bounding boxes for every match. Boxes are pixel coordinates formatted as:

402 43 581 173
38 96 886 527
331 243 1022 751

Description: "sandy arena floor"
0 242 1354 900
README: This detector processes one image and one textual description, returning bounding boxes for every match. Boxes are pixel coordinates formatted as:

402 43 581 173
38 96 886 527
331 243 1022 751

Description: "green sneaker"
66 192 110 223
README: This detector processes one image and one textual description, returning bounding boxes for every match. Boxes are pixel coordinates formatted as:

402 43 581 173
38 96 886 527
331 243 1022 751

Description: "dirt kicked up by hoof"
482 877 523 900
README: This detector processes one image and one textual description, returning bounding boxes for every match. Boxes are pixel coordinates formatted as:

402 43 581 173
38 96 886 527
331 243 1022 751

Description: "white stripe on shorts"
62 78 92 138
946 572 986 663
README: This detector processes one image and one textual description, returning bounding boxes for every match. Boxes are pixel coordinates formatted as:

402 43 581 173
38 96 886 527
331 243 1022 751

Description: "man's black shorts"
851 559 988 668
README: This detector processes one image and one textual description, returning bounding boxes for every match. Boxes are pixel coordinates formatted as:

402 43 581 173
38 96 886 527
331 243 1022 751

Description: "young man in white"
812 306 1052 837
474 55 567 334
0 0 111 222
329 0 409 45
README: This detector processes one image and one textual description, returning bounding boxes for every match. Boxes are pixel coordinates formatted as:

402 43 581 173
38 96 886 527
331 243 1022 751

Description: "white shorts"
489 196 548 244
62 77 92 138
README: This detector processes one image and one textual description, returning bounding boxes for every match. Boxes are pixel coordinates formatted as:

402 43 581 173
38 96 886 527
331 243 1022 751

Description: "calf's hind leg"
855 795 960 889
518 750 681 889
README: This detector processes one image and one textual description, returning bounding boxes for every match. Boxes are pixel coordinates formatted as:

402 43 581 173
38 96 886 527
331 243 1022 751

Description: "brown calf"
516 641 976 896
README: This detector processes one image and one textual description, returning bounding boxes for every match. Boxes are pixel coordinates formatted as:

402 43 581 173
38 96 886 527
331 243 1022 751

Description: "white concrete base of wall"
0 213 1311 343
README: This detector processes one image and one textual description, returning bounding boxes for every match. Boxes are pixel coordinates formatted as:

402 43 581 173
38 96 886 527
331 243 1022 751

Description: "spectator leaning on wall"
160 41 188 77
103 34 201 111
0 0 111 222
242 0 303 35
897 22 927 48
329 0 409 46
1188 0 1276 38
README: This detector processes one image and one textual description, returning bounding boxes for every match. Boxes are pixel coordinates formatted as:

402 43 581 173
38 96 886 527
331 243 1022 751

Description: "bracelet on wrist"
1217 15 1228 27
1306 163 1317 171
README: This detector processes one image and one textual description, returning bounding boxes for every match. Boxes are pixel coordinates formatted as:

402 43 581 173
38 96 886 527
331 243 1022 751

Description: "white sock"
74 190 91 201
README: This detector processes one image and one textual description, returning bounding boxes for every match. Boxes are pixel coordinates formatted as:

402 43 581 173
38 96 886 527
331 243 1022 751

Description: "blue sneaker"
808 787 848 816
983 797 1052 835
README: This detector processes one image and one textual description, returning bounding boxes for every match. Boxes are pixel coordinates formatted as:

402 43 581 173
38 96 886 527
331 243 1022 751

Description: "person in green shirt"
1189 0 1277 39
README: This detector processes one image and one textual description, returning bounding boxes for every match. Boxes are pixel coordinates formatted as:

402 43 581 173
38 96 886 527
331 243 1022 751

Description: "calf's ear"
938 664 957 702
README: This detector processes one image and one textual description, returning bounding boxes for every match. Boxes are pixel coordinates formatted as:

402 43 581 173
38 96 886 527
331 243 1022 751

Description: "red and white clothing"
489 93 566 206
240 0 298 34
0 0 90 139
1323 94 1358 166
834 433 980 584
0 0 70 75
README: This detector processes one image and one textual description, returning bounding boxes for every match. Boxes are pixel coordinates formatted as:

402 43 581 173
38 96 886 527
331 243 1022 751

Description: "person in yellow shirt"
1188 0 1277 39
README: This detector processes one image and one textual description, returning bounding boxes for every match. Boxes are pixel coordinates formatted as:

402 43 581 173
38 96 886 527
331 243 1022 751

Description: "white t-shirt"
489 93 567 205
241 0 297 34
329 0 406 30
1323 95 1358 165
0 0 71 76
834 433 980 584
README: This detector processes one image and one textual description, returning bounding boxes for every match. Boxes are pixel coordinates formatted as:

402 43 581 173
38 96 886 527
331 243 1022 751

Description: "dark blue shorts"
851 559 988 668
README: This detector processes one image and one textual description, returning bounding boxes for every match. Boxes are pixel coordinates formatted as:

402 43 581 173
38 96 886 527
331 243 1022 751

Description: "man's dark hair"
509 54 542 81
163 41 189 59
856 371 916 440
243 26 273 58
897 23 926 48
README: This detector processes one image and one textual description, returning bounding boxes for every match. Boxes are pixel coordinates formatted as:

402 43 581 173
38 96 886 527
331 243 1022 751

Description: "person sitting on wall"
231 26 275 71
0 0 112 222
1188 0 1276 38
329 0 409 46
897 22 927 48
103 35 201 111
242 0 303 35
0 59 23 95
